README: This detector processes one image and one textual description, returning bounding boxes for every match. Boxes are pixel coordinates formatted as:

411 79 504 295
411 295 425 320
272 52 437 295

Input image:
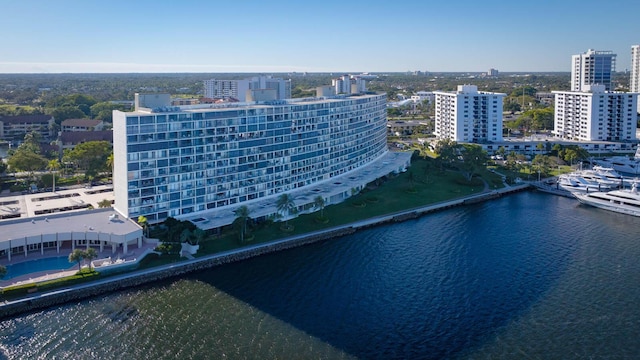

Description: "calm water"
1 191 640 359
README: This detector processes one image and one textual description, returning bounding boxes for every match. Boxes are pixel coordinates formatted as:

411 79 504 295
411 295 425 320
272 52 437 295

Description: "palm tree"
47 159 60 192
106 152 114 178
276 193 296 229
233 205 251 243
68 249 85 272
84 248 98 271
313 196 326 219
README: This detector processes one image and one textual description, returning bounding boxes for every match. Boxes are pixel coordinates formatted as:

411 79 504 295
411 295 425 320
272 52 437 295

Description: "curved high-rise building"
113 94 390 228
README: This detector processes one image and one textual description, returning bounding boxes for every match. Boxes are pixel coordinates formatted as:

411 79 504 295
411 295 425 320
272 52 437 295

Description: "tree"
90 102 127 122
233 205 252 243
106 152 114 176
179 228 192 244
432 138 459 171
20 131 42 154
313 196 326 219
63 140 112 178
193 228 207 245
7 150 48 178
68 249 85 272
50 106 87 125
0 265 6 279
47 159 60 192
457 144 488 181
137 215 149 237
276 193 296 228
98 199 112 208
532 154 554 180
84 248 98 271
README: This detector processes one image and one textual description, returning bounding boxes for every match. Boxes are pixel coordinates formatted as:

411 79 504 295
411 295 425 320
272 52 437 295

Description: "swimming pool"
2 257 76 280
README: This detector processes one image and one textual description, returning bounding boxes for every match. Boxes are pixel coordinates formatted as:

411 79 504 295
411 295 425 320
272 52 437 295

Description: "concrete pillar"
111 243 117 254
137 236 142 247
124 241 128 254
56 233 60 254
24 237 27 257
40 234 44 255
8 239 11 262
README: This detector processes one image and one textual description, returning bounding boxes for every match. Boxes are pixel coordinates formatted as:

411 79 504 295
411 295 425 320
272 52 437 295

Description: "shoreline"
0 184 531 320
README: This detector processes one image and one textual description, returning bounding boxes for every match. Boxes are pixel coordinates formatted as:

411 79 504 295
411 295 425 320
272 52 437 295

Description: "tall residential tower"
571 49 616 92
433 85 505 143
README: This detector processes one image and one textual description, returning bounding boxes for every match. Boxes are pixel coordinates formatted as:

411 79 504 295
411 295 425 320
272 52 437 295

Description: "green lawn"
196 156 504 249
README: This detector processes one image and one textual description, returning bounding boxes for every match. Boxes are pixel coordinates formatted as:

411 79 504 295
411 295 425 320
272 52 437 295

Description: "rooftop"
2 207 139 243
0 184 115 220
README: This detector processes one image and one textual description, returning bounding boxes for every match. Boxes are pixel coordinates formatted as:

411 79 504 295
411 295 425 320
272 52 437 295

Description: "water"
1 191 640 359
2 257 74 280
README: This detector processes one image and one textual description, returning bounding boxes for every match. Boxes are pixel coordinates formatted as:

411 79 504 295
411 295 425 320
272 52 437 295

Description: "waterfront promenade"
0 182 531 319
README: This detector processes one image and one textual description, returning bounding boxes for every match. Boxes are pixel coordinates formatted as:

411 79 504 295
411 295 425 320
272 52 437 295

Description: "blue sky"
1 0 639 73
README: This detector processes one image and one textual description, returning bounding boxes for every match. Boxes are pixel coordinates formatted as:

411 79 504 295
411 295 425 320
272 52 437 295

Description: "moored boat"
573 182 640 217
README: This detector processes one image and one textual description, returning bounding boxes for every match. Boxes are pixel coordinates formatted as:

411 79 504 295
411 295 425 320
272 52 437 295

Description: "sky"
1 0 639 74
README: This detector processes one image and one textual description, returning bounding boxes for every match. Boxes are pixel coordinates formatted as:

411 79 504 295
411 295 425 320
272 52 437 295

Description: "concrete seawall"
0 184 531 319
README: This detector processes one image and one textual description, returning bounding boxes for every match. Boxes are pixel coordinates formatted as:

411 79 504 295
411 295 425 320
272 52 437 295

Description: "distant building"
410 91 434 104
331 75 367 95
631 45 640 112
0 114 55 141
59 130 113 150
61 118 104 132
203 75 291 102
434 85 505 143
552 85 637 142
487 68 499 76
571 49 616 91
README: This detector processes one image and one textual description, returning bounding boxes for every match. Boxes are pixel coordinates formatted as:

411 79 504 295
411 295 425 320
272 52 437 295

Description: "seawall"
0 184 531 319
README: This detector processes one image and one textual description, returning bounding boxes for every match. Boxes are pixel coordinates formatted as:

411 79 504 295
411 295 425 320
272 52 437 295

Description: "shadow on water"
189 192 578 359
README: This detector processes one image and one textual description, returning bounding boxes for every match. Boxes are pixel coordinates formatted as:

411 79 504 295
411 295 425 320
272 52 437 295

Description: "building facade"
411 91 435 104
204 75 291 102
571 49 616 91
0 115 55 141
433 85 505 143
632 45 640 93
113 94 388 226
552 85 637 142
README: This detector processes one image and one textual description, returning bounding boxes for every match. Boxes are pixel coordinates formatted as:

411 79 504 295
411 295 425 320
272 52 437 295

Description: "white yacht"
595 145 640 176
573 183 640 217
557 174 611 194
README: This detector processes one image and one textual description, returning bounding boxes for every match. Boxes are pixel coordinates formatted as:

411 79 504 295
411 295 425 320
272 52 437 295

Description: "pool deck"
0 243 156 288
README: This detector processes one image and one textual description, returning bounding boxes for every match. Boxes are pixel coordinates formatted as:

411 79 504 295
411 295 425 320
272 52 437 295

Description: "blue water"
2 257 74 280
1 191 640 359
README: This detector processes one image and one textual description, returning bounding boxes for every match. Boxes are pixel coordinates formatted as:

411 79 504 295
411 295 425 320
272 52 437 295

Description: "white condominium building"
113 93 388 226
204 75 291 101
433 85 505 143
332 75 367 95
631 45 640 112
411 91 435 104
571 49 616 92
632 45 640 93
552 85 637 142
